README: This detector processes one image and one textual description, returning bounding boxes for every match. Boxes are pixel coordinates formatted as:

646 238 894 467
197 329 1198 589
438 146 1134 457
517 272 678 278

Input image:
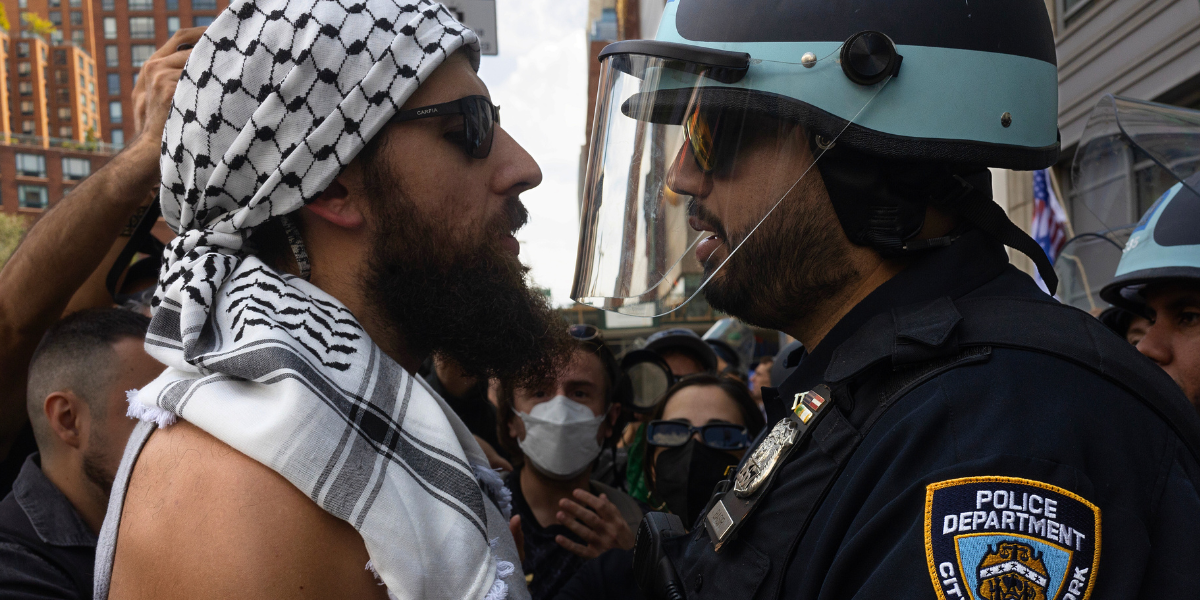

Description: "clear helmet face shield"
571 38 895 316
1062 95 1200 309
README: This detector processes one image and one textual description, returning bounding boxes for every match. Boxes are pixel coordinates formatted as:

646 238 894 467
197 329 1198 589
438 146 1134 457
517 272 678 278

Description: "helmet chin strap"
818 151 1059 294
934 173 1060 295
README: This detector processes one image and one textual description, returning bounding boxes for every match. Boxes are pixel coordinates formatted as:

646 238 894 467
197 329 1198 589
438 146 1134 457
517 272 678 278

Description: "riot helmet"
1071 96 1200 315
571 0 1062 317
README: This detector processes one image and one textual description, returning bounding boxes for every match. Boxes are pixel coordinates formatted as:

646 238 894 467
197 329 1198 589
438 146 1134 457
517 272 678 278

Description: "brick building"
0 0 226 226
92 0 228 148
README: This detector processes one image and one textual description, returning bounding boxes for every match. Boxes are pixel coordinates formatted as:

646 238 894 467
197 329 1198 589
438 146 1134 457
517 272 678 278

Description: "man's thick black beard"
362 167 571 389
700 176 861 331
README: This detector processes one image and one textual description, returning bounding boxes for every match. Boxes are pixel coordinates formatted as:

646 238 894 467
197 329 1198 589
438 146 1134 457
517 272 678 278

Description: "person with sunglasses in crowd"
554 374 764 600
495 325 644 600
97 3 576 599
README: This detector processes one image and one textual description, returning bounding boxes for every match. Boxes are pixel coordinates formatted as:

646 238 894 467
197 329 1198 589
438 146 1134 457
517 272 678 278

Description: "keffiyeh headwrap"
128 1 519 598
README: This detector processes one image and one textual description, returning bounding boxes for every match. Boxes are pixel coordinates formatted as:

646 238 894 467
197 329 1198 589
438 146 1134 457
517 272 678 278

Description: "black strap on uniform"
827 295 1200 465
105 197 161 299
936 175 1060 294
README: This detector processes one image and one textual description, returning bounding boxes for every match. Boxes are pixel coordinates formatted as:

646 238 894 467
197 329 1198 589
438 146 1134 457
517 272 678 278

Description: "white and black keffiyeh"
127 2 520 599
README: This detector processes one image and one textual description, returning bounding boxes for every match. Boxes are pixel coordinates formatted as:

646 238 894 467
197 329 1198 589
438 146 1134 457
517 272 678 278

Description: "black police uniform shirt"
667 229 1200 599
0 454 97 599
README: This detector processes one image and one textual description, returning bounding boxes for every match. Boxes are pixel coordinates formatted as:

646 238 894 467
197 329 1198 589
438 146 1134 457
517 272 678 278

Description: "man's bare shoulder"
110 420 388 600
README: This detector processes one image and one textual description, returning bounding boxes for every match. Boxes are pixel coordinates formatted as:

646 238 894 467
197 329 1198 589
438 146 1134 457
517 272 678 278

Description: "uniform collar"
13 454 97 548
773 229 1013 404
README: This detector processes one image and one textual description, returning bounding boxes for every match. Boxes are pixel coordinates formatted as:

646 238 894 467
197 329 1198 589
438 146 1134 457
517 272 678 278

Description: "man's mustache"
503 197 529 235
687 198 730 243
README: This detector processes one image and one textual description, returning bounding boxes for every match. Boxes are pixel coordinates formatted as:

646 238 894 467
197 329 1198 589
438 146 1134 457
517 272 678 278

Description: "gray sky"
477 0 588 307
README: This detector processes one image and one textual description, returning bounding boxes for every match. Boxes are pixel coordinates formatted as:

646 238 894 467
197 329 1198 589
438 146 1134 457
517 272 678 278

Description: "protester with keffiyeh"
93 2 572 599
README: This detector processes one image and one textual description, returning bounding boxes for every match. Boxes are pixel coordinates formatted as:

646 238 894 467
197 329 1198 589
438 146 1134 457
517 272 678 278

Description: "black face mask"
654 439 740 527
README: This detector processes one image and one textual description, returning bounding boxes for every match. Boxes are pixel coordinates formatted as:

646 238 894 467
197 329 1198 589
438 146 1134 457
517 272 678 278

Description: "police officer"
570 1 1200 598
1086 96 1200 407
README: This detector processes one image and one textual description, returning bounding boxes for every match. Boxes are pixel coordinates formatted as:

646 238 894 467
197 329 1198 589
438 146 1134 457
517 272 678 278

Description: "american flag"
1031 169 1068 293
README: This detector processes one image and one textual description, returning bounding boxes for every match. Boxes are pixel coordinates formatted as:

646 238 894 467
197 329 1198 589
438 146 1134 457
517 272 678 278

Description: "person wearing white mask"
496 325 644 600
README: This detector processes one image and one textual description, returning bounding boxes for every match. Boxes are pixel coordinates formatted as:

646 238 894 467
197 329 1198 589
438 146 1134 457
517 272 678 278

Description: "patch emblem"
924 477 1100 600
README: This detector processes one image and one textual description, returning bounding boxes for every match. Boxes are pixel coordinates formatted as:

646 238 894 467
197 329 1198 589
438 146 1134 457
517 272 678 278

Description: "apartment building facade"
0 0 227 221
92 0 227 147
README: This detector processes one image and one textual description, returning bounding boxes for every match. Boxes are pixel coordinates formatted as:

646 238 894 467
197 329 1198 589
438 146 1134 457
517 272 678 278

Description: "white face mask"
515 395 607 480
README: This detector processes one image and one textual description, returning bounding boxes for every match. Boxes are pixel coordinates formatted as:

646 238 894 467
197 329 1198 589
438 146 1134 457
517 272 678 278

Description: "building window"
70 0 80 6
58 126 73 137
54 50 67 65
69 10 82 26
62 157 90 180
15 153 47 177
91 100 96 113
88 63 93 77
103 17 117 39
50 0 60 6
57 107 71 119
131 45 154 67
71 30 85 45
17 0 25 8
107 72 120 95
79 74 85 88
19 101 34 115
54 70 67 84
57 89 70 103
109 101 122 124
192 0 217 9
129 0 153 9
167 16 180 35
1060 0 1095 28
166 0 178 9
18 81 32 95
18 62 31 76
49 12 62 27
111 129 124 147
102 0 114 9
18 185 49 209
129 17 154 39
16 42 29 57
193 16 214 27
82 112 88 127
105 45 119 67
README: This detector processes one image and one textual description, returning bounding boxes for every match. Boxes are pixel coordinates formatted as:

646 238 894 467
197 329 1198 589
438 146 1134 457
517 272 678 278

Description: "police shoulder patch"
924 476 1100 600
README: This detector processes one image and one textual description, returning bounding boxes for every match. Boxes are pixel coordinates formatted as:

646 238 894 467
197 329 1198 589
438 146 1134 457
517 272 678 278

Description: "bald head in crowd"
25 309 160 532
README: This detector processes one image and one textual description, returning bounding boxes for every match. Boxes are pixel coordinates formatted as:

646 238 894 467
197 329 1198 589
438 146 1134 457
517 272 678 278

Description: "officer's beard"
361 156 572 389
700 174 861 331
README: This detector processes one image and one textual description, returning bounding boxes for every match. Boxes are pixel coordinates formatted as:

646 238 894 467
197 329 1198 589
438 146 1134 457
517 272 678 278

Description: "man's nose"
1136 321 1174 367
666 141 710 198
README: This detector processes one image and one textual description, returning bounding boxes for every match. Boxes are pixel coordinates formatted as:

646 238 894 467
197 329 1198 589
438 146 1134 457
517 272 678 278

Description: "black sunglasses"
390 95 500 159
569 323 603 342
646 420 750 451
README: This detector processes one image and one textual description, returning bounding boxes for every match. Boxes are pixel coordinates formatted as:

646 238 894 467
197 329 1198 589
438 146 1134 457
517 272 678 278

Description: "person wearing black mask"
644 376 766 525
554 375 764 600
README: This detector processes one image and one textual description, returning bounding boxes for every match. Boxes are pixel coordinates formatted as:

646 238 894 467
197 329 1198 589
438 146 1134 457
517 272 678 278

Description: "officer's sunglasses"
646 419 751 451
391 95 500 159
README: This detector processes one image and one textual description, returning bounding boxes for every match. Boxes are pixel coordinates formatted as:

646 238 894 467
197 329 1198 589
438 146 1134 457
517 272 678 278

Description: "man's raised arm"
0 28 205 453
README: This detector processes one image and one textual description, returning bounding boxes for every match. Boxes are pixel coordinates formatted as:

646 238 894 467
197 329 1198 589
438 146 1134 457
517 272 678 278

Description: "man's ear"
508 413 525 442
304 177 365 229
44 391 88 450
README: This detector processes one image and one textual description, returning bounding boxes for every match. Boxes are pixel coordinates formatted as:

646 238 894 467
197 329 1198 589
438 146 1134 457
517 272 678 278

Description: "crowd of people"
0 0 1196 599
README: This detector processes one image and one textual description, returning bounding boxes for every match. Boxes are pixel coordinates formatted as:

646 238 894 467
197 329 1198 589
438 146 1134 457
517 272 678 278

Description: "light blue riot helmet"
571 0 1062 317
1072 96 1200 315
702 318 755 373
